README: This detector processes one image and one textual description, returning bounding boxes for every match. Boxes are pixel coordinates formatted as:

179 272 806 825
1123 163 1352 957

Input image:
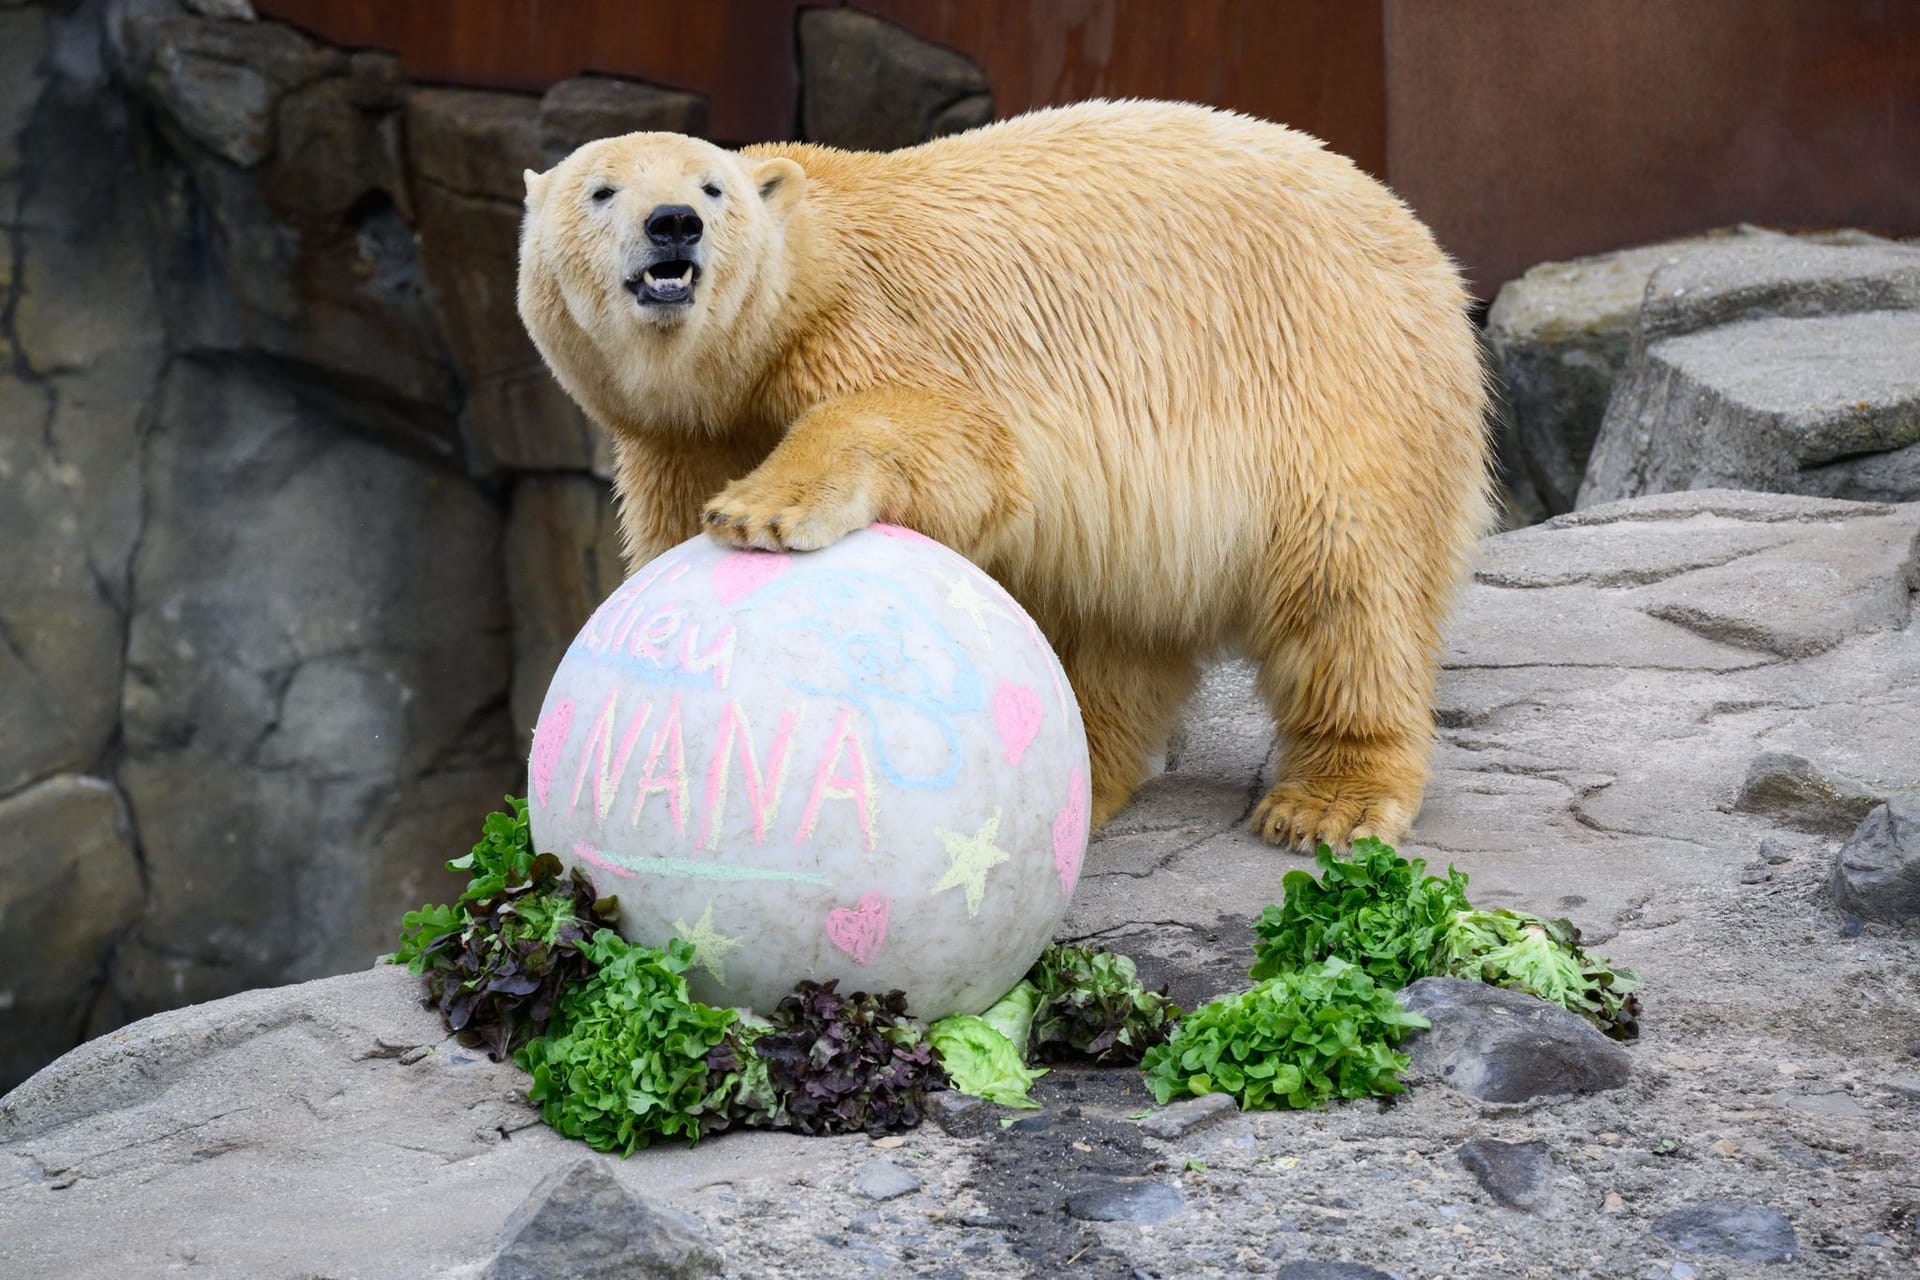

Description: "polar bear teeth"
643 264 695 288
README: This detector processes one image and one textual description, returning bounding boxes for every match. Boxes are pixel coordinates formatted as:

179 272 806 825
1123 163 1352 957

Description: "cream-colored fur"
517 100 1493 849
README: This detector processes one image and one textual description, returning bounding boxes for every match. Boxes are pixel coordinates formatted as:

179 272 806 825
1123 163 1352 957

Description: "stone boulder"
1577 234 1920 508
797 8 992 151
1486 227 1920 516
0 0 164 799
0 776 143 1087
108 6 467 456
503 474 628 746
1485 227 1769 516
108 359 518 1020
1830 795 1920 927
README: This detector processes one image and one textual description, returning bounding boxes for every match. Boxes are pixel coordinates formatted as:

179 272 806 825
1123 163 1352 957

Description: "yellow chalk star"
672 899 743 986
933 809 1010 917
939 572 1009 642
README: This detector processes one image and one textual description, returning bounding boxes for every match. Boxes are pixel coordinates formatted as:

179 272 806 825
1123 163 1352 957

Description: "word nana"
565 688 880 853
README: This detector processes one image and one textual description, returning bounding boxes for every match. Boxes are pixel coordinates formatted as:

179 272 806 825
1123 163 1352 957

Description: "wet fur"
517 100 1495 849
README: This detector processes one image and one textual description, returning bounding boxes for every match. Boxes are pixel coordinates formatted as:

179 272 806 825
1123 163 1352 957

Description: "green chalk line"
615 855 833 887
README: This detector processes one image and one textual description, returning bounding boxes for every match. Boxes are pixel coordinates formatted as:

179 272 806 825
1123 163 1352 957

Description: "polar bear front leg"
701 385 1028 557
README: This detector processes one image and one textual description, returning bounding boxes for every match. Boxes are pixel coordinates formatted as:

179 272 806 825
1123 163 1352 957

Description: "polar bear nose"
645 205 703 247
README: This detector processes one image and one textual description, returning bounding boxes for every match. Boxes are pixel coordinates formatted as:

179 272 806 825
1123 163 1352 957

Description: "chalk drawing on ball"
673 899 743 985
572 841 832 888
933 809 1011 917
530 697 574 808
991 681 1043 767
794 705 879 852
761 568 984 790
1053 769 1089 896
711 547 791 605
825 890 891 965
938 571 1009 642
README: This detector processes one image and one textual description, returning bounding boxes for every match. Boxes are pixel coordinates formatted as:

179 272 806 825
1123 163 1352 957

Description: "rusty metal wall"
1385 0 1920 296
253 0 1920 295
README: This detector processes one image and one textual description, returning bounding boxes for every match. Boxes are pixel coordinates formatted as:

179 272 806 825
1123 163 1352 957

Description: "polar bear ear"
523 168 549 207
751 157 805 219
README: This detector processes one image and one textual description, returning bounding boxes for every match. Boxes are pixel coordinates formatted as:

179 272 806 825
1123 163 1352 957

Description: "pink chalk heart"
991 681 1044 767
872 522 939 546
529 698 574 808
711 550 790 606
825 891 890 965
1053 769 1088 895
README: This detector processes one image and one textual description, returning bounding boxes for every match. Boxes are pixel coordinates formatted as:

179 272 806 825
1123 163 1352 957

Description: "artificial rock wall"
0 0 988 1091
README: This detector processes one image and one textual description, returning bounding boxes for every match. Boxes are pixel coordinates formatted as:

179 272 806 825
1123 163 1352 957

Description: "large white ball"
526 524 1089 1019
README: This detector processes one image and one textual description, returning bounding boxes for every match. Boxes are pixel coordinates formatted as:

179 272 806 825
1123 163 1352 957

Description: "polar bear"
517 100 1493 850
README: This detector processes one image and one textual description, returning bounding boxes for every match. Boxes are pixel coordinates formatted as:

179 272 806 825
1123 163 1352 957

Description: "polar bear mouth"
629 259 701 307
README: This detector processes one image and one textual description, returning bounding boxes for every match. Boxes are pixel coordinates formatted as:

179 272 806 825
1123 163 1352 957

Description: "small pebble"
397 1045 432 1066
1604 1193 1626 1213
1739 861 1772 884
1138 1093 1239 1140
870 1135 907 1149
1709 1138 1737 1157
1671 1264 1697 1280
853 1158 920 1202
1760 838 1791 865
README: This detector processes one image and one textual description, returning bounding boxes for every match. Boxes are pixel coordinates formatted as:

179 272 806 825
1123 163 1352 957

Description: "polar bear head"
518 133 807 425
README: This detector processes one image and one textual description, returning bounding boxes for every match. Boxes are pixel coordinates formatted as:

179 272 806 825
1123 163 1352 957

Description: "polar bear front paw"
1252 777 1414 853
703 470 878 553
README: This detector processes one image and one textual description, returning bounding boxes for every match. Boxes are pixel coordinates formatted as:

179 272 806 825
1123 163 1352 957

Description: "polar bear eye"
591 186 616 203
702 183 723 199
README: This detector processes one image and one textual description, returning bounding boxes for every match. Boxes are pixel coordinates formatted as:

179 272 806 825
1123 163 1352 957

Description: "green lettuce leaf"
1438 907 1642 1040
1141 956 1428 1110
929 1013 1047 1109
1027 944 1181 1065
1250 837 1471 989
516 932 739 1154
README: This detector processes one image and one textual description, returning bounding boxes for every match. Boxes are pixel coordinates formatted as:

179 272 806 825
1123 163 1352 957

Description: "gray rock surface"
1488 226 1920 518
1651 1198 1799 1264
1455 1138 1553 1211
0 0 163 799
5 491 1919 1277
797 8 992 151
1831 795 1920 926
109 359 517 1018
488 1158 724 1280
1580 311 1920 507
1273 1265 1395 1280
1398 979 1632 1103
1486 227 1766 516
0 776 143 1086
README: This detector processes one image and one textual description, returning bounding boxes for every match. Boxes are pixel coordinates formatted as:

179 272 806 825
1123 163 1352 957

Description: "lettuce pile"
390 802 1643 1147
1248 837 1642 1042
519 933 739 1153
1142 957 1429 1109
386 797 618 1060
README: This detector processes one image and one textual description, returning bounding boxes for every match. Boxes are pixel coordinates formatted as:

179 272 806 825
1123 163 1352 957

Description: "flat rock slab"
1399 979 1632 1103
1651 1198 1800 1264
1137 1092 1239 1140
4 490 1919 1279
1455 1137 1554 1211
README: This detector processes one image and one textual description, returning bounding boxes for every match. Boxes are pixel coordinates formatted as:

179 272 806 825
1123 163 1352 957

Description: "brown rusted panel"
258 1 1387 170
1385 0 1920 298
861 0 1387 176
258 0 808 143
